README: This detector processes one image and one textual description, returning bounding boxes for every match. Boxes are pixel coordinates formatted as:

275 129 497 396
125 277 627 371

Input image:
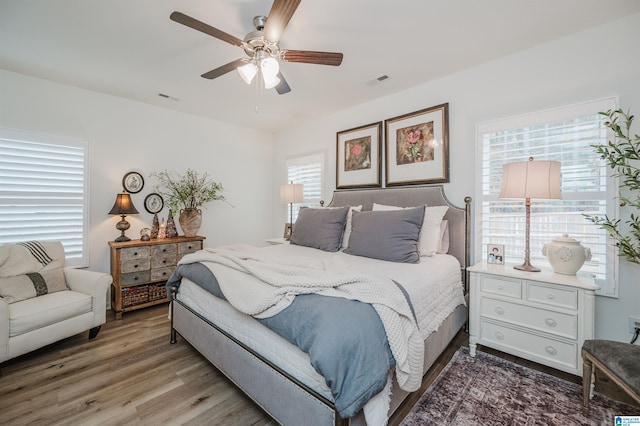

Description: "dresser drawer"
121 257 150 274
480 319 578 371
151 266 175 282
527 282 578 309
479 275 522 299
151 253 176 269
121 270 151 286
480 297 577 339
151 243 177 257
178 241 201 257
120 246 150 262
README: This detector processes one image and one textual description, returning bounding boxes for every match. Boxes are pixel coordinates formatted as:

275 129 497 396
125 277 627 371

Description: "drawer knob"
494 307 505 315
547 293 555 300
188 245 192 249
497 285 504 290
134 264 139 269
545 317 557 327
545 346 557 356
134 252 138 256
163 260 167 264
163 272 167 276
162 248 167 252
134 276 139 281
495 331 504 340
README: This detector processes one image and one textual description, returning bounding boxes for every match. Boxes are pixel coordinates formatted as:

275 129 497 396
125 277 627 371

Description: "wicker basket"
121 285 149 308
149 284 167 302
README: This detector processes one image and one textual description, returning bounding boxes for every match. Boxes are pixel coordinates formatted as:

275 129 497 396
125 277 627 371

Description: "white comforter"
178 244 425 392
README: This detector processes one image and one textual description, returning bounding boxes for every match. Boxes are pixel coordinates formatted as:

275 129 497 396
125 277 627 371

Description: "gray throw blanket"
167 246 422 418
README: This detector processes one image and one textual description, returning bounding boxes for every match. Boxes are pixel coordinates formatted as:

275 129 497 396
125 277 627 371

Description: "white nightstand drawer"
527 282 578 309
480 275 522 299
480 297 577 339
480 319 578 371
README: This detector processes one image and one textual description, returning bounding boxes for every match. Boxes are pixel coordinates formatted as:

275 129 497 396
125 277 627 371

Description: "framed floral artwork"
384 103 449 186
336 121 382 189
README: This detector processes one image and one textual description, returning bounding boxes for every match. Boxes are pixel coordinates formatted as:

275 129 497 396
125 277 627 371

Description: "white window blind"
286 153 324 222
476 98 618 296
0 128 89 267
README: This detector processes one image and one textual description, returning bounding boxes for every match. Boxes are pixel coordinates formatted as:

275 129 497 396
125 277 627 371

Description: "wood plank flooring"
1 305 636 425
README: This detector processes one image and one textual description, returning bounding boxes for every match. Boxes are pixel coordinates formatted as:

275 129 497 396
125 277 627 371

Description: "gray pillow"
290 206 350 252
344 206 425 263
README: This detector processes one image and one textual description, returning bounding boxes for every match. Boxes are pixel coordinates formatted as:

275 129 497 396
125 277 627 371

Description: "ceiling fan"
170 0 343 95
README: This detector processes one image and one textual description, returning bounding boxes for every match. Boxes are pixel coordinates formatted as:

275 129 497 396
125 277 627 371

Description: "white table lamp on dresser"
468 262 599 376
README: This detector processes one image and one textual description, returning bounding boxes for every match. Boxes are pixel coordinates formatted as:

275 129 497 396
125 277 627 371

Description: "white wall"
272 13 640 342
0 69 274 276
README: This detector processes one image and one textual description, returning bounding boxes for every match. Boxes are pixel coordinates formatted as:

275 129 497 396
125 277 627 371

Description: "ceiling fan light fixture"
237 62 257 84
263 74 281 89
260 57 280 79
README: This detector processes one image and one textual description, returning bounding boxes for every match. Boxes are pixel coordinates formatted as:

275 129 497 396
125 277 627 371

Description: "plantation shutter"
0 128 89 267
286 153 324 222
476 98 618 296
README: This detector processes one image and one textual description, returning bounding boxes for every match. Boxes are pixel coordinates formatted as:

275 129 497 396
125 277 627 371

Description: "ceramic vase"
179 208 202 237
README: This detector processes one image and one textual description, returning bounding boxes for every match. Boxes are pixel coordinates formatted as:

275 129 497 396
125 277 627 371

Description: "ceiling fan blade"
262 0 301 43
281 50 343 66
171 11 243 47
201 59 246 79
275 72 291 95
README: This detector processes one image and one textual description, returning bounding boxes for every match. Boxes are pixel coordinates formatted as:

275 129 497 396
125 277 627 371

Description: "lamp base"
114 235 131 243
513 261 541 272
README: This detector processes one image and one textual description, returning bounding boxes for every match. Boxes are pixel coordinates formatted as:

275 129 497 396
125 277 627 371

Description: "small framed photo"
283 223 293 240
487 244 504 264
122 171 144 193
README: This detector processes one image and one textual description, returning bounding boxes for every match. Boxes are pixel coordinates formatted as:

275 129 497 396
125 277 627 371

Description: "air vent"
365 75 391 87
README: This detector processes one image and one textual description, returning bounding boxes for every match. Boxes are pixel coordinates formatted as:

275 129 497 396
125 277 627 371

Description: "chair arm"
0 298 9 359
64 268 112 327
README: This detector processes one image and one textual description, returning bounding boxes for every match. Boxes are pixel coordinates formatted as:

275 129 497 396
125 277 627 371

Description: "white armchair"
0 242 111 363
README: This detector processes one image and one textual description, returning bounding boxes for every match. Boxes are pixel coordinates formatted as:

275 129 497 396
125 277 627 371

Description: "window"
476 98 618 296
286 153 324 222
0 128 89 267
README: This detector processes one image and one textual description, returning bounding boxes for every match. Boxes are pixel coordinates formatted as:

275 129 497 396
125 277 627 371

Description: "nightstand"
266 237 288 245
468 262 599 376
109 236 204 319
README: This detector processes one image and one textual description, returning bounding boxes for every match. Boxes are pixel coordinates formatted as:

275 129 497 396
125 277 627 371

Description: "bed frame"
170 185 471 425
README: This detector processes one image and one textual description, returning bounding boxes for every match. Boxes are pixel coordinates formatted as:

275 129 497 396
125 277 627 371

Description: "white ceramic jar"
542 233 592 275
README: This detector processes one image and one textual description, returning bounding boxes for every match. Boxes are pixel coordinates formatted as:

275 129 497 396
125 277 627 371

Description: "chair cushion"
0 268 69 304
8 290 92 337
582 339 640 396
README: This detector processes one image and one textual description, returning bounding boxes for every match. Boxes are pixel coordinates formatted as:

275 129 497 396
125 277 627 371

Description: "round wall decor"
144 192 164 214
122 171 144 193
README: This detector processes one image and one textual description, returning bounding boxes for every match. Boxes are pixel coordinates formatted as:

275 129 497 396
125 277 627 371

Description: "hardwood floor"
1 305 636 425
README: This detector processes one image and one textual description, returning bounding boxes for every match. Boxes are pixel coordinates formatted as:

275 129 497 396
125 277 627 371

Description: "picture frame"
144 193 164 214
336 122 382 189
384 103 449 186
283 223 293 240
122 171 144 193
487 244 505 265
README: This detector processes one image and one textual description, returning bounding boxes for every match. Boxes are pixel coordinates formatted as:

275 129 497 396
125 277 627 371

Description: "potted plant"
585 109 640 264
152 169 227 237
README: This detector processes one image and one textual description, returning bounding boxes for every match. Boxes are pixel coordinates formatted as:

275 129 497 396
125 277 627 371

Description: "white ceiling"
2 0 640 133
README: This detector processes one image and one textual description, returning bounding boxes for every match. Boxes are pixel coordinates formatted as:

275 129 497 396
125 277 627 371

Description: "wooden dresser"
109 236 204 319
468 262 599 376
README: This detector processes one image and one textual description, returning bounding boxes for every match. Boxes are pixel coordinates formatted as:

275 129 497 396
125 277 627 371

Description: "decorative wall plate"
144 193 164 214
122 171 144 193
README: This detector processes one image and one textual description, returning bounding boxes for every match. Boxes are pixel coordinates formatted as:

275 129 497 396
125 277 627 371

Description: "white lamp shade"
280 183 303 204
263 74 281 89
500 159 561 200
261 57 280 79
237 62 257 84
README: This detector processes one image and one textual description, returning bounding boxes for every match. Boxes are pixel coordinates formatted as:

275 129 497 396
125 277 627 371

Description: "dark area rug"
401 347 638 425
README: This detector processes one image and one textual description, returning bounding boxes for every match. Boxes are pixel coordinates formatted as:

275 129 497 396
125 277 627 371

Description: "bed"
168 185 471 426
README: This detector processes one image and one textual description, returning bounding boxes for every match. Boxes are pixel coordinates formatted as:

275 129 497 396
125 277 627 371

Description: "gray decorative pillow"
344 206 425 263
290 206 350 252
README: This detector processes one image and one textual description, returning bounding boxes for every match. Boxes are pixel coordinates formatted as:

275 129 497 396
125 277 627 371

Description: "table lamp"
109 191 139 242
279 182 303 240
499 157 561 272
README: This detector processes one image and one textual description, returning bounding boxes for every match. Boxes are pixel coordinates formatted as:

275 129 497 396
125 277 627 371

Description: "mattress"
175 243 465 401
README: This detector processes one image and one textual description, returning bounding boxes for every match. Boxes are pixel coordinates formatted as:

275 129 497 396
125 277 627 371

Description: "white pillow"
323 205 363 249
372 203 448 256
437 220 450 254
342 205 363 249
